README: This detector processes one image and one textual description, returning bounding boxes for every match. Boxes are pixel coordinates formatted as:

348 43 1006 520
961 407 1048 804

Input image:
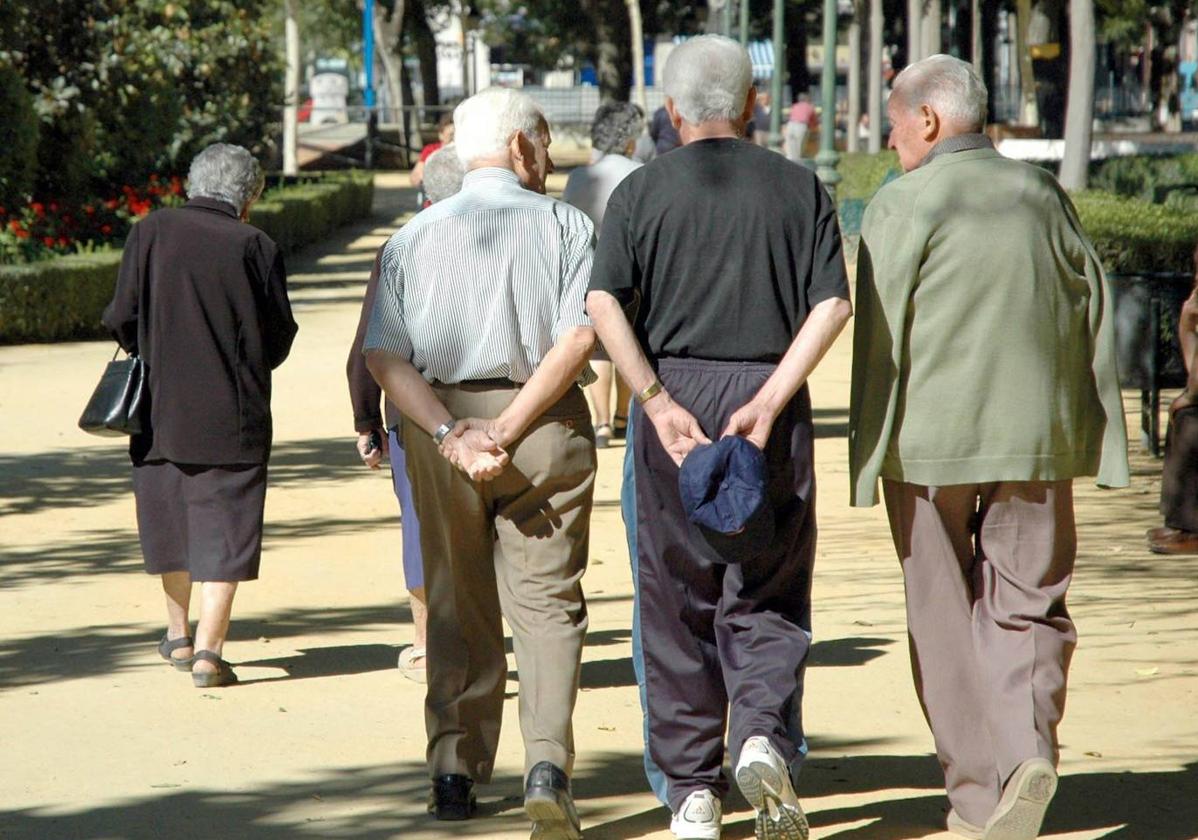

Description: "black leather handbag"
78 348 147 436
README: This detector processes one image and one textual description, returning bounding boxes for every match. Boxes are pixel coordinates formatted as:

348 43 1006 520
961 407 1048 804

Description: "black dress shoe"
524 761 581 840
427 774 475 821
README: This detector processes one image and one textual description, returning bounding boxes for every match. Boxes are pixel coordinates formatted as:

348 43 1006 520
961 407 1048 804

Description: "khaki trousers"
403 382 595 783
882 479 1076 827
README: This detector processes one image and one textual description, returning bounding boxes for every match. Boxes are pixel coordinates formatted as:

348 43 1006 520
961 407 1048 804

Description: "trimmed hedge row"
250 170 374 255
0 252 124 344
1072 191 1198 276
0 172 376 344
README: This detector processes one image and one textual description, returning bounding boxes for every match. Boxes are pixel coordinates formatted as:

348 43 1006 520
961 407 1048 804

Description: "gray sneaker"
983 758 1057 840
734 736 808 840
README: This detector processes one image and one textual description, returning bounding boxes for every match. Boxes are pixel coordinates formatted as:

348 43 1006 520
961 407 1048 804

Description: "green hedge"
0 172 376 344
250 171 374 255
836 151 901 235
1072 191 1198 276
0 252 124 343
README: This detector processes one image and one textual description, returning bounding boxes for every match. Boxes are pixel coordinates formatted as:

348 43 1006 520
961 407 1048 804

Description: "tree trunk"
868 0 883 152
785 2 810 95
587 0 632 101
908 0 923 63
373 0 404 128
283 0 299 175
847 1 862 152
971 0 983 76
922 0 941 55
1015 0 1039 125
1059 0 1093 189
407 0 441 107
626 0 647 112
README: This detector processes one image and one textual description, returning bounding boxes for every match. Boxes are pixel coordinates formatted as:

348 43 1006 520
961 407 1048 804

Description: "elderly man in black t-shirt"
586 34 852 840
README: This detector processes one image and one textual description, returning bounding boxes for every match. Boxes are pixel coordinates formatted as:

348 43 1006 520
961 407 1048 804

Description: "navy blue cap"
678 436 774 563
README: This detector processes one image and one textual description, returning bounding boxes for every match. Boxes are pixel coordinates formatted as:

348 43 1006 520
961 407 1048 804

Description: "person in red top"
410 111 456 207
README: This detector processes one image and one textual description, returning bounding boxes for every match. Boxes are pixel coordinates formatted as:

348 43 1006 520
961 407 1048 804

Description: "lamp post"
769 0 785 150
739 0 750 46
816 0 841 192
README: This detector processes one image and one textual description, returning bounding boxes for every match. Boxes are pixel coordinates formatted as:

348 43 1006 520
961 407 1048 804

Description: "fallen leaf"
1135 667 1159 677
598 725 615 731
1084 751 1103 757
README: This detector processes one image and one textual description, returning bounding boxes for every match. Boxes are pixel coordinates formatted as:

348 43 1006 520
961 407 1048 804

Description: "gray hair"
591 102 644 155
453 87 546 166
186 143 264 213
663 35 753 125
892 54 989 131
423 143 465 203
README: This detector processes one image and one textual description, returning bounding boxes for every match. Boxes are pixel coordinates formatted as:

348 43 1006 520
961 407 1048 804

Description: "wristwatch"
636 379 664 404
432 419 457 446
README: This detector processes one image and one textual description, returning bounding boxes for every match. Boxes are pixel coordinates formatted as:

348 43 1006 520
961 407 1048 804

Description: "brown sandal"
191 650 238 688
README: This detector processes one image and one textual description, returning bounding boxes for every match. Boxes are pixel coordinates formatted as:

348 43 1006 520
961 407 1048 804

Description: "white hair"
453 87 546 166
663 34 753 125
423 144 465 203
186 143 264 213
892 54 989 131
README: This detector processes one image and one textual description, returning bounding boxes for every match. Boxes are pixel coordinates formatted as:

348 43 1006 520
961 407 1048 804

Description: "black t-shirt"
588 137 848 363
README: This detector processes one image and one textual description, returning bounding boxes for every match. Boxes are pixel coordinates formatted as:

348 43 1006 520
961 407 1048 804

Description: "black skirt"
132 461 267 581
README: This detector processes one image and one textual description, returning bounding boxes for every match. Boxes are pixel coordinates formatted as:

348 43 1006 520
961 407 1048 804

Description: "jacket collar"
185 196 240 218
918 132 995 169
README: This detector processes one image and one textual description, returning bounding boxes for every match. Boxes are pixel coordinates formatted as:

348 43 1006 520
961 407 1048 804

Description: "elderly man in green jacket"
849 55 1129 840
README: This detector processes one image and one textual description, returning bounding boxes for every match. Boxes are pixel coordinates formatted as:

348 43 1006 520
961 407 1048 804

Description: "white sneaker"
983 758 1058 840
734 736 808 840
670 789 722 840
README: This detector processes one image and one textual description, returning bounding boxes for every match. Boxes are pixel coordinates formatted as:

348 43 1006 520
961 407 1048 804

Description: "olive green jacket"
849 147 1130 507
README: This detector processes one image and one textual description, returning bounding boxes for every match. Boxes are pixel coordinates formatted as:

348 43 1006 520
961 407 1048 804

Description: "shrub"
1 173 376 344
835 151 902 236
0 62 37 211
0 251 123 343
1089 153 1198 203
1072 191 1198 276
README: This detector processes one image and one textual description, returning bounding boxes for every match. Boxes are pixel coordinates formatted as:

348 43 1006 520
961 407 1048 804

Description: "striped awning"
672 36 775 80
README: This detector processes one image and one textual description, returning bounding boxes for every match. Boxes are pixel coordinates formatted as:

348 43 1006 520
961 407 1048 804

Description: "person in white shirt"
562 102 644 446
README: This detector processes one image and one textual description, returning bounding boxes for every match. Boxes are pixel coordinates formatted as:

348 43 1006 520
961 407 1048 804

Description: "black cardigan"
102 198 298 465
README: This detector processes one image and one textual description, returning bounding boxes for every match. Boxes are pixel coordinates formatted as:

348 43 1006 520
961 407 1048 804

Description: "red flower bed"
0 176 185 264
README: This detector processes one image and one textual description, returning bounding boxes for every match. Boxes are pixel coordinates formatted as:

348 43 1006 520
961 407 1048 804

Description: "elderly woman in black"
103 143 297 687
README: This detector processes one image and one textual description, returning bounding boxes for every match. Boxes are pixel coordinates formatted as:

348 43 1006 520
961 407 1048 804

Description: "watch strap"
636 380 663 404
432 419 456 446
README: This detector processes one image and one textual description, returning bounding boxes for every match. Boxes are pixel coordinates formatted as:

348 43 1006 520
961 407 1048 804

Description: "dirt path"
0 173 1194 839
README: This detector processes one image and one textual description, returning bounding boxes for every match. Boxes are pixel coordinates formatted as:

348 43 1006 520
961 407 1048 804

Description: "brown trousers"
403 382 596 783
882 479 1076 827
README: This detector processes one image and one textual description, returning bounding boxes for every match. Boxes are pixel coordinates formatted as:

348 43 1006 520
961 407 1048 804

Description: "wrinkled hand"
722 399 778 451
356 430 388 470
1170 389 1196 419
441 427 510 480
1181 289 1198 334
646 397 711 466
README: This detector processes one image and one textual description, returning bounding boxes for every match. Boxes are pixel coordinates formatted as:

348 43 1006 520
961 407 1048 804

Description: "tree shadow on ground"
1 752 1190 840
0 436 375 518
0 603 412 691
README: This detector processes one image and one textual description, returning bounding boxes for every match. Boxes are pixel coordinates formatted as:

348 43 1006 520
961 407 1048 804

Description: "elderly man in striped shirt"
365 87 597 840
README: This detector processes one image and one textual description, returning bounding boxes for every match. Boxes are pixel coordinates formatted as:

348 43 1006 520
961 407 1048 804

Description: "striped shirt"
364 167 596 385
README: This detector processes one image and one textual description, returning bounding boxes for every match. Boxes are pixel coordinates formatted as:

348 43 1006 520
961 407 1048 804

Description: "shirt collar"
185 196 240 218
918 132 995 168
462 167 522 189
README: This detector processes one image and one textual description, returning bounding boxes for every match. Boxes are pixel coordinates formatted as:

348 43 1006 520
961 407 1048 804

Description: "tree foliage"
0 0 283 199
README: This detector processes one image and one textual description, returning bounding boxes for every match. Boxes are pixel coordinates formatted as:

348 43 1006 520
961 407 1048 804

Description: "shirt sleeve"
363 239 415 361
806 178 851 309
554 222 596 341
587 182 640 306
346 246 386 432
